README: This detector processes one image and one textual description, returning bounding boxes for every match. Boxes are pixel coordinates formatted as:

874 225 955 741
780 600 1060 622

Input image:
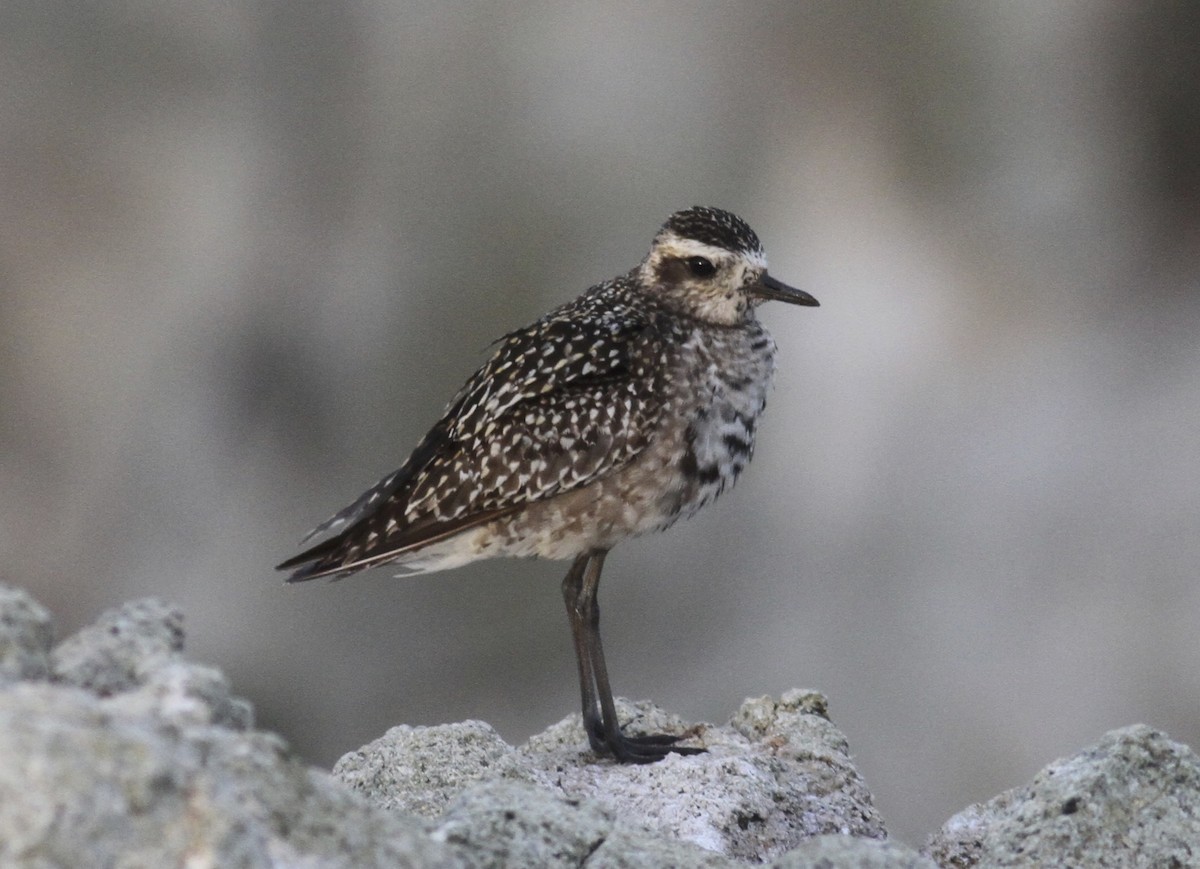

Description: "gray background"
3 0 1198 845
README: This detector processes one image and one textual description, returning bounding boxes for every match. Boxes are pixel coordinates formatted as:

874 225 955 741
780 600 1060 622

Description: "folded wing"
277 288 669 581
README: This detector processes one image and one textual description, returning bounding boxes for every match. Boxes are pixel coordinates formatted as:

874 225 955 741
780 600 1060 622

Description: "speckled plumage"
277 206 818 762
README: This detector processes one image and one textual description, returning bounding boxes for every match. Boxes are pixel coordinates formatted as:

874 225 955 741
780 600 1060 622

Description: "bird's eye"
685 256 717 278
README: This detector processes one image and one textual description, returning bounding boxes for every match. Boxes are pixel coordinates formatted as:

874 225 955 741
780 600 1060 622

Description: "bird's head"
637 206 818 325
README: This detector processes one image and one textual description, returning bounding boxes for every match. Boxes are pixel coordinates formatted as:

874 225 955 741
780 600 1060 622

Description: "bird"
277 206 819 763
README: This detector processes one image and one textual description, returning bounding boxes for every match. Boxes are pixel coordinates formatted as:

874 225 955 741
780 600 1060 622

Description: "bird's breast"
668 321 777 521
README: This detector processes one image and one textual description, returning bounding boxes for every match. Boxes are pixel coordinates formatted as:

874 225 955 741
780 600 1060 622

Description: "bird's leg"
562 553 604 750
562 549 704 763
577 550 626 752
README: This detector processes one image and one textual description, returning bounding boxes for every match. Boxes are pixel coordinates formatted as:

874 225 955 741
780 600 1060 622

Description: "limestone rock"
0 584 54 684
0 590 452 868
334 719 532 818
925 724 1200 868
50 597 185 694
432 780 734 868
11 582 1198 867
337 689 887 862
773 834 936 868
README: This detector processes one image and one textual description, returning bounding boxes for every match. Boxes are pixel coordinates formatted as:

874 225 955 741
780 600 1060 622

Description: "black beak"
750 273 819 307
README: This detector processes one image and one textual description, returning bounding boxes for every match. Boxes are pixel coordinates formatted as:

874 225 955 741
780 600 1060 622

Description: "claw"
597 730 705 763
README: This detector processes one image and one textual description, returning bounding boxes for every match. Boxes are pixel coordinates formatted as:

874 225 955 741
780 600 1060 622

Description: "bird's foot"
587 722 705 763
611 732 706 764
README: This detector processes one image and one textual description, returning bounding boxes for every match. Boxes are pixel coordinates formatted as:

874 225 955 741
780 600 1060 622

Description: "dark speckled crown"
658 207 764 256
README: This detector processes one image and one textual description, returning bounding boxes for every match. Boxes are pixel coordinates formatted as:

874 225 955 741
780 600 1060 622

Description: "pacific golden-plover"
278 206 819 762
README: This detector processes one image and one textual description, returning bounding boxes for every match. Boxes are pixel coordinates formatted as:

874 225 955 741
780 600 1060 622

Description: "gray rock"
0 681 450 868
432 780 733 869
339 689 887 862
334 719 531 818
0 586 459 869
525 692 886 861
0 583 54 683
17 582 1200 868
773 834 936 868
587 824 737 869
50 597 185 694
433 780 613 868
47 596 254 731
104 659 255 730
924 724 1200 868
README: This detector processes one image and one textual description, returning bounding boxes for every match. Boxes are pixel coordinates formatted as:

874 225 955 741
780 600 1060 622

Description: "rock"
433 780 615 868
47 596 253 730
772 834 937 868
50 597 185 694
0 681 449 868
104 659 255 730
334 719 532 818
0 583 54 683
0 589 452 868
924 724 1200 868
12 582 1199 867
432 780 734 868
338 689 888 862
587 823 738 869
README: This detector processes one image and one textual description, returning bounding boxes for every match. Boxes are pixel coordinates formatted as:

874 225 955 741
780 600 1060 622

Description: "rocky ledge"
0 585 1195 867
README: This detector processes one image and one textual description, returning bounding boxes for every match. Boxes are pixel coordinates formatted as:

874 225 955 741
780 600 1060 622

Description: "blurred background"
3 0 1198 845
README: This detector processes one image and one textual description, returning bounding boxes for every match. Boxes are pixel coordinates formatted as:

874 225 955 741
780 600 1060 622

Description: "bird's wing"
277 288 671 581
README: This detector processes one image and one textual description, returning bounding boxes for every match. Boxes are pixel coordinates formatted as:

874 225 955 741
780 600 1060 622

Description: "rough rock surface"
0 584 53 683
0 586 450 868
925 724 1200 868
433 779 734 868
49 596 186 695
772 835 936 868
333 718 534 818
427 780 932 868
5 582 1200 868
337 690 888 862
